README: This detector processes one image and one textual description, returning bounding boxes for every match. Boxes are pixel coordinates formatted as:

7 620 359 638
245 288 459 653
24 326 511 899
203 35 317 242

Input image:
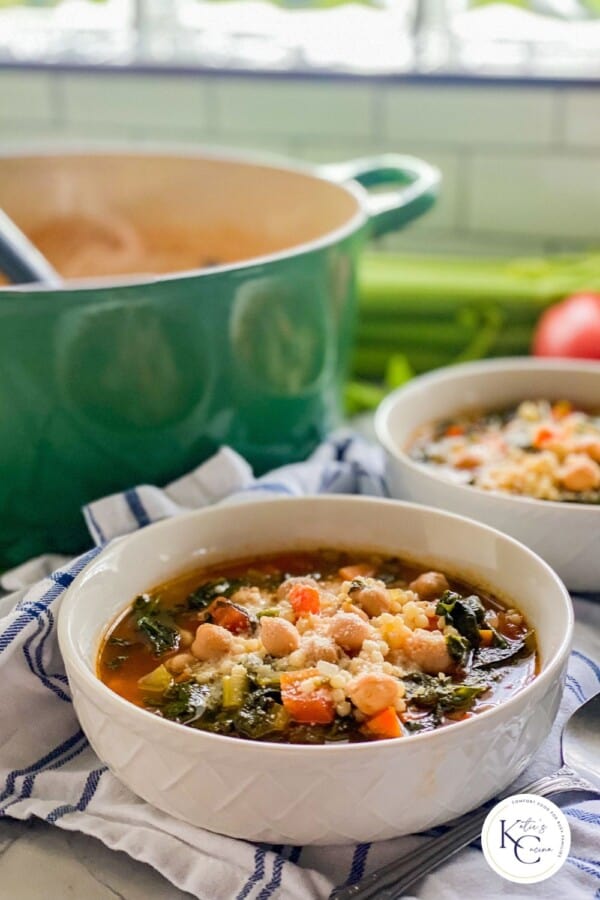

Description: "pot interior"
0 152 360 282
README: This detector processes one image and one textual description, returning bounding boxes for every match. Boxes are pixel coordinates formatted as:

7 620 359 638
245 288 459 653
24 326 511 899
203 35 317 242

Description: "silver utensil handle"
0 208 61 287
330 767 597 900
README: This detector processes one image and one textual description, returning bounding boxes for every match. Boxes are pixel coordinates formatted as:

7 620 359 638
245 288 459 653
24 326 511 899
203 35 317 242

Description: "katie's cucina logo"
481 794 571 884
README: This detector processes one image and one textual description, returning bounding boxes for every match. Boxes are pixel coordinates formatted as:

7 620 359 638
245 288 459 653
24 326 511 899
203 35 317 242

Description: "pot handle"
319 155 440 238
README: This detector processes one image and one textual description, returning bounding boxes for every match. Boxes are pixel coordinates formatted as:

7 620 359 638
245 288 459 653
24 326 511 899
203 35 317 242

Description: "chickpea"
178 628 194 649
347 672 401 716
165 652 196 674
349 579 391 618
559 453 600 492
260 617 300 657
328 612 372 652
191 623 234 661
408 629 453 675
301 635 339 665
409 571 450 601
580 438 600 463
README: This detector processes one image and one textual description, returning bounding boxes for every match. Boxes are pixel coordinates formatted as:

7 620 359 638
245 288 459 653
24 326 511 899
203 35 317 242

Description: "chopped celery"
256 608 280 618
253 669 282 688
222 668 249 709
138 664 173 698
351 251 600 390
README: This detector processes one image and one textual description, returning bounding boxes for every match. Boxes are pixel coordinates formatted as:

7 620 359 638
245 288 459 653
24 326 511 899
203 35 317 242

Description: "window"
1 0 599 77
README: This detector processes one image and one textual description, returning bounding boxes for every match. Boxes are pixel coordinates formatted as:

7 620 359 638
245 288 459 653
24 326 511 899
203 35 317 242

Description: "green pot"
0 149 439 565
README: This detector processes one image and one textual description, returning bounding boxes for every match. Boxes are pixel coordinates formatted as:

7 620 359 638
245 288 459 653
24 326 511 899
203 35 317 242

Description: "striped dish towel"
1 434 599 900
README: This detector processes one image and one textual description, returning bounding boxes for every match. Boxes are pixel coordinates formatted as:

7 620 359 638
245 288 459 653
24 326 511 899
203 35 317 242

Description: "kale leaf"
404 672 489 721
446 632 471 666
186 578 246 610
150 681 215 724
108 637 134 647
233 688 288 740
436 591 485 647
105 655 129 670
473 631 534 669
132 594 179 655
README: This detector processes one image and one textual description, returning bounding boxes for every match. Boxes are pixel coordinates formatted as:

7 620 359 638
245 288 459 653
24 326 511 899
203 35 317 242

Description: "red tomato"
532 293 600 360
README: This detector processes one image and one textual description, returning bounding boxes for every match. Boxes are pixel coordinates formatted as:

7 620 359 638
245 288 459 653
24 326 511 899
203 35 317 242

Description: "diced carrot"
208 600 252 634
338 563 375 581
454 450 481 469
478 629 493 646
533 426 556 449
364 706 403 739
288 584 321 617
280 669 335 724
445 424 465 437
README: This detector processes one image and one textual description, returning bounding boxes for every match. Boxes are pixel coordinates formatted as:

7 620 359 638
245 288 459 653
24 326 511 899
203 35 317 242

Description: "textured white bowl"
376 358 600 593
58 496 572 845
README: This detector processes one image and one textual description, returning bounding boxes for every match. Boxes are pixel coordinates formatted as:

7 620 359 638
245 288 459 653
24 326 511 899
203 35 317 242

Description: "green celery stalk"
357 253 600 316
355 320 534 351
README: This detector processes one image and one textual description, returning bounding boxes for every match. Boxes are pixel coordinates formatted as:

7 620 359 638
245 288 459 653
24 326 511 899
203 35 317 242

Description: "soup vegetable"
409 399 600 504
98 550 536 744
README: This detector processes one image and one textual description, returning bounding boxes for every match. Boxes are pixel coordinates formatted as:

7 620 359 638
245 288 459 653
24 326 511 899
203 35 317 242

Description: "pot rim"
0 141 368 295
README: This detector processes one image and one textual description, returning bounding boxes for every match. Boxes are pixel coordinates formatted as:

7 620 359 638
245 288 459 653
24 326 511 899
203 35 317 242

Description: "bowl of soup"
57 495 572 844
376 357 600 592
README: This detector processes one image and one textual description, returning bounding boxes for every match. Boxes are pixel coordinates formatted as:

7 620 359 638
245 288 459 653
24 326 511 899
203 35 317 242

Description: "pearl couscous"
409 399 600 503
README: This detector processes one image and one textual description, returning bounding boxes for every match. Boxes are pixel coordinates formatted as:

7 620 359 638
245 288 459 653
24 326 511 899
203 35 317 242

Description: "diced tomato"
445 424 465 437
364 706 402 739
502 622 522 640
338 563 375 580
280 669 335 724
288 583 321 617
208 600 252 634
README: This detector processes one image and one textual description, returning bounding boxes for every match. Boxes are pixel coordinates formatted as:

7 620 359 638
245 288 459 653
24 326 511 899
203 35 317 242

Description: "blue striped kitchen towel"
0 433 599 900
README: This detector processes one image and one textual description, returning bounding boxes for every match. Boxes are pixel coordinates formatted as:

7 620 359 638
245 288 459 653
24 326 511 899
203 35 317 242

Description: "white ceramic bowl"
58 496 572 845
376 358 600 593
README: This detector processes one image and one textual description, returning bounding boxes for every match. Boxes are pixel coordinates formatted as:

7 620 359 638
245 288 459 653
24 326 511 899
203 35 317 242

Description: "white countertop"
0 818 194 900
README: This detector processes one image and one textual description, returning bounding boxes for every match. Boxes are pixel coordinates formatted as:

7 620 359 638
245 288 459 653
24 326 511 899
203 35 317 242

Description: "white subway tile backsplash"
0 71 56 123
197 133 297 160
564 90 600 147
1 69 598 255
468 152 600 239
214 78 374 139
382 85 557 147
0 121 64 144
59 74 209 132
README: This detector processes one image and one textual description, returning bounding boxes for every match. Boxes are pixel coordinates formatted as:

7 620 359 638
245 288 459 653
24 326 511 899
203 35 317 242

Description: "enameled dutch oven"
0 148 439 565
